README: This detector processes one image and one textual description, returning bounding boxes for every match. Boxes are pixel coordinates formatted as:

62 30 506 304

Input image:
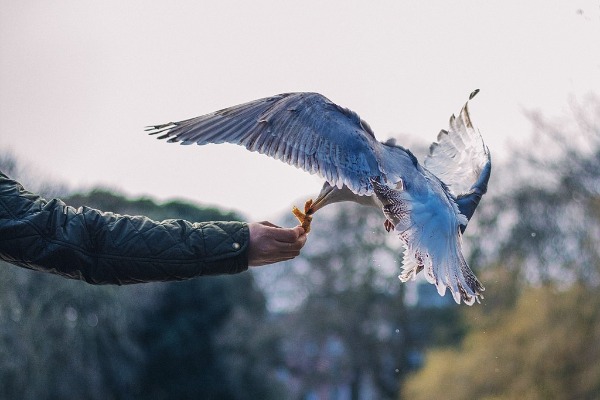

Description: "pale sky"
1 0 599 222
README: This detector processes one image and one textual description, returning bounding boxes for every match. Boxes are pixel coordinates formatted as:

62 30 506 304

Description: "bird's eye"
395 179 404 190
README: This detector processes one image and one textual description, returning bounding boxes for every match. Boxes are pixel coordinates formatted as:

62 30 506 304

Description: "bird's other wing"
146 93 382 195
423 92 491 228
424 94 490 196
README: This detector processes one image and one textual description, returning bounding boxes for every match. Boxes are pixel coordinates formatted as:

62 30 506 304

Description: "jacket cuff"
197 221 250 275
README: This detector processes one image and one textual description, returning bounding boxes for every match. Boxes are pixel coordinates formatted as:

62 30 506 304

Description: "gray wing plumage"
146 92 382 195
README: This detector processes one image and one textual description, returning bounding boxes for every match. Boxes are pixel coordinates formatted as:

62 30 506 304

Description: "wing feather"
424 97 491 197
147 93 382 195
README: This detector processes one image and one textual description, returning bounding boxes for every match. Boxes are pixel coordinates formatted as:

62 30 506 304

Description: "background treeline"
0 95 598 399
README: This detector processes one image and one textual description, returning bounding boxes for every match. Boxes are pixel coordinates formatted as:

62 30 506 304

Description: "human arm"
0 171 253 284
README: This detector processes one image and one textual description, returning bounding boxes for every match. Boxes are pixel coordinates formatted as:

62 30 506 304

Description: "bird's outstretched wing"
146 92 382 195
424 96 490 196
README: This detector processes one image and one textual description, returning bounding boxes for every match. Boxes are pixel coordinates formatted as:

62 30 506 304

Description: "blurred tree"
259 203 412 399
0 261 143 400
133 277 233 399
402 283 600 400
473 95 600 287
67 189 239 223
0 151 68 197
133 273 285 400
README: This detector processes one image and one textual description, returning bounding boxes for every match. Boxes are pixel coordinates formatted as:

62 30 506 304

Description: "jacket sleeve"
0 171 249 284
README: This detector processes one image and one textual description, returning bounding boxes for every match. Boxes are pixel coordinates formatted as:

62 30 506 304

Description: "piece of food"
292 198 314 233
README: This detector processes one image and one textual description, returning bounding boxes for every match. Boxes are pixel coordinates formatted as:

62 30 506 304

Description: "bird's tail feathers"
396 200 484 305
398 231 484 305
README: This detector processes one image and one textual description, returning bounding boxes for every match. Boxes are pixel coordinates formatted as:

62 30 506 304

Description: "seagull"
146 91 491 305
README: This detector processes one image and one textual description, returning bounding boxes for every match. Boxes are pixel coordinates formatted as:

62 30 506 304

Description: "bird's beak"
308 183 336 214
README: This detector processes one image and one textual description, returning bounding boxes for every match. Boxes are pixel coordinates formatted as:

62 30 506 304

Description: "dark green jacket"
0 171 249 284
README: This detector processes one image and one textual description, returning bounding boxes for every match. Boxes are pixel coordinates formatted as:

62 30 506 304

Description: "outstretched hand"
247 222 307 267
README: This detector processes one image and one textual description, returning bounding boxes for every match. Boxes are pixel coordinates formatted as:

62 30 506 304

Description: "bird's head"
309 181 381 214
308 182 358 214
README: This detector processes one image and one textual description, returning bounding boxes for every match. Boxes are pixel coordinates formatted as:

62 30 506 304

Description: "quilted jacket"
0 171 249 284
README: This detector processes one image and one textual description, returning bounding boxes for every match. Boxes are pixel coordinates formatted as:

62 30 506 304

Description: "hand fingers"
295 230 307 248
268 233 306 257
271 226 305 244
257 222 304 242
259 221 280 228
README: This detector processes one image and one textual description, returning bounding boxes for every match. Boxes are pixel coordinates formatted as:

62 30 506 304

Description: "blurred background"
1 1 600 399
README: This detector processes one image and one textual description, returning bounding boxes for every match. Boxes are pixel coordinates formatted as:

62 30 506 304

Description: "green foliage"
0 262 143 400
134 274 284 400
66 189 240 223
407 304 466 349
135 278 233 399
402 282 600 400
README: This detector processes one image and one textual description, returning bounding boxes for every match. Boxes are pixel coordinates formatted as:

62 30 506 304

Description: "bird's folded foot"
384 219 395 233
292 199 314 233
